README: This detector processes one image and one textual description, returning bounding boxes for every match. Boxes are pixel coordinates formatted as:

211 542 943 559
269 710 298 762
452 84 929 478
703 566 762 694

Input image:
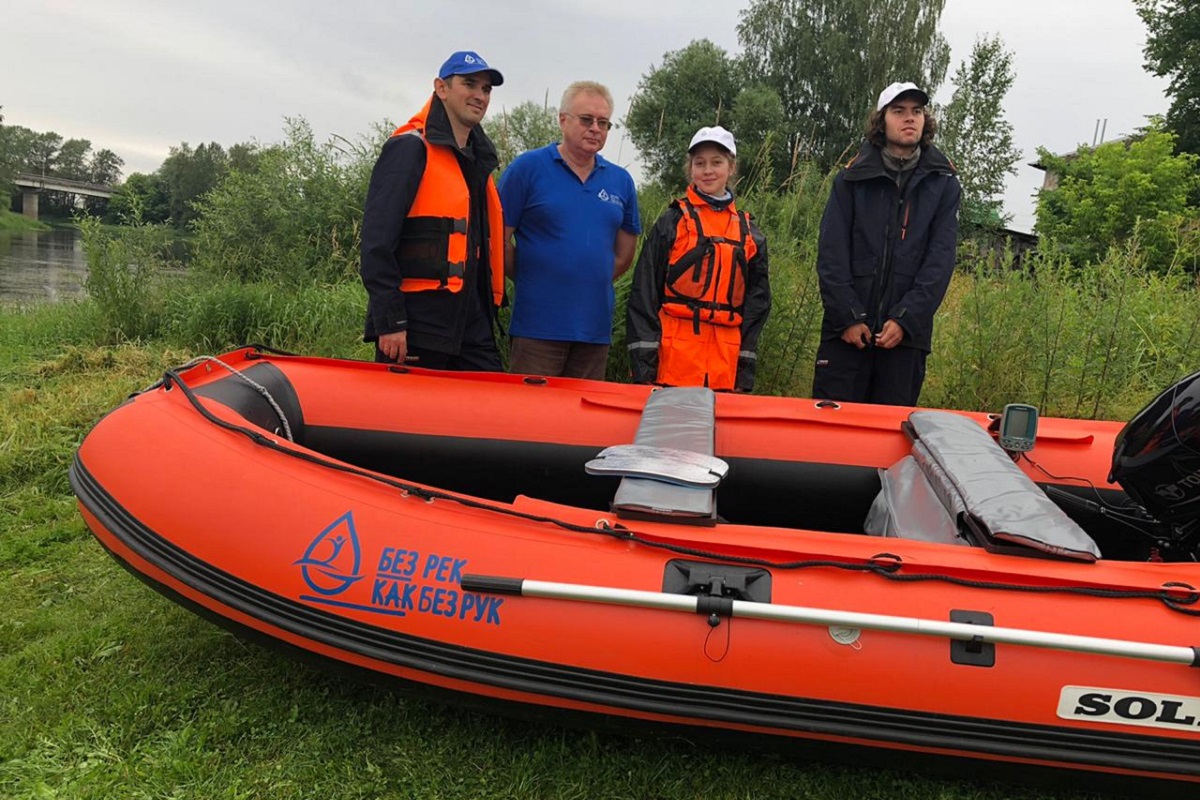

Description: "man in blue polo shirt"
498 80 641 380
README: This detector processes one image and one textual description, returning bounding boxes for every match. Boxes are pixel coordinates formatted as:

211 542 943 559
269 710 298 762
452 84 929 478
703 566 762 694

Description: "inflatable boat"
70 347 1200 795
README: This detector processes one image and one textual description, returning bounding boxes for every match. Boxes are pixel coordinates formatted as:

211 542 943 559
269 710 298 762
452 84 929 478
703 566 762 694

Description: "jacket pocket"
891 253 920 276
851 255 877 302
850 256 876 277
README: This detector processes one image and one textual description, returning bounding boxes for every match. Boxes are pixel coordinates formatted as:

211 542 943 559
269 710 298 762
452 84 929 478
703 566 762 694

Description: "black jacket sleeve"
359 135 426 340
736 222 771 392
815 174 869 334
624 209 679 384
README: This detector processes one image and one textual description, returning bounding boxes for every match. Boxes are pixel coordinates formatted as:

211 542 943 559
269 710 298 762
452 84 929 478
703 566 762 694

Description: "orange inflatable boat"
70 347 1200 795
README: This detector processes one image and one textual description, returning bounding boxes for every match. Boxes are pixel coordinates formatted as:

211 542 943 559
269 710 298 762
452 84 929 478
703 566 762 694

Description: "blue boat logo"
294 511 365 596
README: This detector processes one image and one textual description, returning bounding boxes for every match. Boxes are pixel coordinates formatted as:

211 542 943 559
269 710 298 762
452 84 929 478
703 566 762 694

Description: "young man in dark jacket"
360 51 507 370
812 81 961 406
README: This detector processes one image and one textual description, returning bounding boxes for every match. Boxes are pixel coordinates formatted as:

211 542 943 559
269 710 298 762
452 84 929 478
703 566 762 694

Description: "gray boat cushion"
909 440 967 522
907 411 1101 562
863 453 969 546
585 444 729 488
610 387 717 520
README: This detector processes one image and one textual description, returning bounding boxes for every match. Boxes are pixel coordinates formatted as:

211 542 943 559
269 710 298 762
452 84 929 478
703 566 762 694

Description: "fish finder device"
998 403 1039 453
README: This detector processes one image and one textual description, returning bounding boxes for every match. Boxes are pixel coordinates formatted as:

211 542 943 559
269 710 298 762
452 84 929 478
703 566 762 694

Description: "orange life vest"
390 100 505 307
655 188 758 391
661 187 756 330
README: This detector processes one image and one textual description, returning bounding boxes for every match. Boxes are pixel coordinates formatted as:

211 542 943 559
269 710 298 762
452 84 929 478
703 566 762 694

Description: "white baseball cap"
688 125 736 156
877 82 929 110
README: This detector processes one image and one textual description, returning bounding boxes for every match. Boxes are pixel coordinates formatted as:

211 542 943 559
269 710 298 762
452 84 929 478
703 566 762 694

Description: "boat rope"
162 355 294 442
160 364 1200 618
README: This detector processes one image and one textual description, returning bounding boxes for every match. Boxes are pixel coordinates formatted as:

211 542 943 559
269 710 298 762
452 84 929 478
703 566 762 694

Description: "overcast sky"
8 0 1168 232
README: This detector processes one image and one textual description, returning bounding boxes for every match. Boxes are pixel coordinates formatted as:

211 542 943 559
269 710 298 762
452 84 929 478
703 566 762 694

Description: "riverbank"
0 208 52 233
2 302 1110 800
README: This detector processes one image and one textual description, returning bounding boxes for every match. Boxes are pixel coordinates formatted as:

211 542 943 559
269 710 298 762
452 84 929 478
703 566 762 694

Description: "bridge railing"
13 172 115 193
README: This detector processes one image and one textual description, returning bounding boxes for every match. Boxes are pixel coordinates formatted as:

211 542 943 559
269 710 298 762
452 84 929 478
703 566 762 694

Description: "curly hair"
865 106 938 149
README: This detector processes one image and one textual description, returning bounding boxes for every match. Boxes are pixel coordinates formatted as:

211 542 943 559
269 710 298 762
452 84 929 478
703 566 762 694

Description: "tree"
106 172 170 224
1135 0 1200 155
0 109 14 199
1034 121 1200 271
730 85 790 191
936 35 1022 229
626 40 744 188
189 117 372 284
0 120 127 216
27 131 63 176
55 138 93 180
159 141 230 228
89 148 124 185
484 99 559 172
737 0 951 167
227 142 263 174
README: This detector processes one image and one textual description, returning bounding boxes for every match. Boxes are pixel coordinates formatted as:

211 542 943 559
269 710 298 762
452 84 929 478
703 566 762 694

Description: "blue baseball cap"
438 51 504 86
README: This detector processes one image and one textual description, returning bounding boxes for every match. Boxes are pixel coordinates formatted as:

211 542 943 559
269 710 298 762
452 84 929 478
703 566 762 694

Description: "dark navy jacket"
816 142 960 352
360 95 500 354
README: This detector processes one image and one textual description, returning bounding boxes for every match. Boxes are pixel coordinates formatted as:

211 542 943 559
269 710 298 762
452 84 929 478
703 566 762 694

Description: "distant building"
1031 134 1146 192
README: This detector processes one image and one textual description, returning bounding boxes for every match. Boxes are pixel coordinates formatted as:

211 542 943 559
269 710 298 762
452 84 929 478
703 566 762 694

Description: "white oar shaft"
505 578 1198 667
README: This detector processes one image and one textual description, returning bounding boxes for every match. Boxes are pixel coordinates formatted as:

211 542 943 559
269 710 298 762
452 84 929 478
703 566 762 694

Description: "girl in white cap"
625 126 771 391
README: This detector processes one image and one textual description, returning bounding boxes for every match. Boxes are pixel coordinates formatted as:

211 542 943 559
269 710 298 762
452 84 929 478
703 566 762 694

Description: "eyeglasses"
563 113 617 131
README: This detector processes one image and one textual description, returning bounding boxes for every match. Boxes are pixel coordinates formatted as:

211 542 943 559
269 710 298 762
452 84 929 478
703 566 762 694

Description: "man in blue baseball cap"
438 50 504 87
359 50 507 370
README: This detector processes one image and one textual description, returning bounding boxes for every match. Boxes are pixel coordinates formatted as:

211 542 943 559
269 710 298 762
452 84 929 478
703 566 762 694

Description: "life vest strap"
403 216 468 236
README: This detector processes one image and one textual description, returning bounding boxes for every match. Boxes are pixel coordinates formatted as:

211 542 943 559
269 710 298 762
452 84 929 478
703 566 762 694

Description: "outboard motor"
1110 370 1200 527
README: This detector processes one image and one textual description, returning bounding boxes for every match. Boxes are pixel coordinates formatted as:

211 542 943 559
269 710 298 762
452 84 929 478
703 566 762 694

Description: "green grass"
0 209 52 233
6 169 1195 796
0 538 1100 800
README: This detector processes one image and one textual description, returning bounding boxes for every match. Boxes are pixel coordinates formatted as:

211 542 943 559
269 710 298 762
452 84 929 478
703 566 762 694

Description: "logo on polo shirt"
597 189 623 206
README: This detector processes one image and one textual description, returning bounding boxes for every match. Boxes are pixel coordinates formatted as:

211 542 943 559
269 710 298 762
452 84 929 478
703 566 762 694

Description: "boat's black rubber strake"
70 456 1200 782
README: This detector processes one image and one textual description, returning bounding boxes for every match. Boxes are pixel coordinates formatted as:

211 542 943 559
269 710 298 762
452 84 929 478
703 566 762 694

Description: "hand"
874 319 904 349
378 330 408 362
840 322 872 350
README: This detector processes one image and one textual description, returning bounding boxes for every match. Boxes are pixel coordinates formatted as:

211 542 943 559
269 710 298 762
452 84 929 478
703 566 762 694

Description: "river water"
0 228 88 304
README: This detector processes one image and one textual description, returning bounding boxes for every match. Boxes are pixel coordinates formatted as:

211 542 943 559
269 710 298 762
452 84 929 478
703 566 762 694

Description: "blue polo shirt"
498 143 641 344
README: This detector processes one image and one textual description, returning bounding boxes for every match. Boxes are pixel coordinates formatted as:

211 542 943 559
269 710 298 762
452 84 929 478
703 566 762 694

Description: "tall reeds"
75 140 1199 420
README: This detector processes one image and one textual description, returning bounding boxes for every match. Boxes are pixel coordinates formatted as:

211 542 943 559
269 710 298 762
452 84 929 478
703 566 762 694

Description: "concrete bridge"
13 172 115 221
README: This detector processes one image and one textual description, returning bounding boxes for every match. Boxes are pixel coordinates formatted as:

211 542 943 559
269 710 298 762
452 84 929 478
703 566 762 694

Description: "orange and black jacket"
626 187 771 391
360 94 504 353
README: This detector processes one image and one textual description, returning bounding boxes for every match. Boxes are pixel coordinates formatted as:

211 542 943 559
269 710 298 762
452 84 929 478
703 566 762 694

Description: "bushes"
163 280 370 359
188 118 380 286
926 241 1200 419
68 119 1200 419
733 165 832 397
78 215 176 342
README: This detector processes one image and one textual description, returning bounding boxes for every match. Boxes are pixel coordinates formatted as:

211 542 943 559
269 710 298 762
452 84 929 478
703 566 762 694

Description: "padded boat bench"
866 411 1101 562
586 387 723 525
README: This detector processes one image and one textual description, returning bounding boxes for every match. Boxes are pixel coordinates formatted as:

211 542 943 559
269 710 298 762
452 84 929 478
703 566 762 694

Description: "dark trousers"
373 315 502 372
374 343 502 371
812 337 927 407
508 336 610 380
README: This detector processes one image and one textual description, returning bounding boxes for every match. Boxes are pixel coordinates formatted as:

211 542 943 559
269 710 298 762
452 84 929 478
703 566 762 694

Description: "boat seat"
192 362 306 446
865 411 1101 562
602 387 720 524
585 444 728 488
